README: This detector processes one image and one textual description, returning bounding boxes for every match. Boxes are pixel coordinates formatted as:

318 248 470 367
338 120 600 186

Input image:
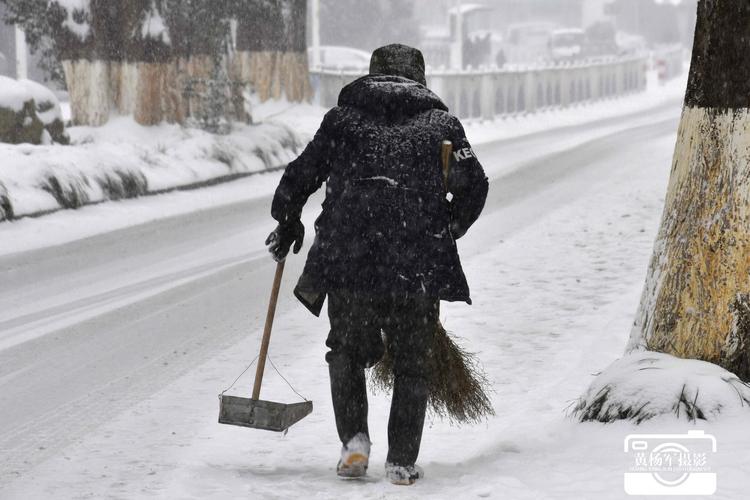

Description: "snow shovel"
218 261 313 432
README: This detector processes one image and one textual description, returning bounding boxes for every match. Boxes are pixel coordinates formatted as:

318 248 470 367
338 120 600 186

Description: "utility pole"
451 0 463 70
14 25 28 80
310 0 321 68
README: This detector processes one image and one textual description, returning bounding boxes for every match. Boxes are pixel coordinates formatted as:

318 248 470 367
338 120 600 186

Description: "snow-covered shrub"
18 79 69 144
40 169 149 210
0 180 12 221
0 76 68 145
573 351 750 423
40 173 90 209
0 116 303 220
98 170 148 200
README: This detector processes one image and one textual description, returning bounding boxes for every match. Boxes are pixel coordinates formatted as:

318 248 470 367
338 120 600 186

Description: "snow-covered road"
4 100 748 499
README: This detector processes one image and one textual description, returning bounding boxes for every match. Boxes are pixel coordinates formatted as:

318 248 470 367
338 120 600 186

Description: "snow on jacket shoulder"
271 74 489 316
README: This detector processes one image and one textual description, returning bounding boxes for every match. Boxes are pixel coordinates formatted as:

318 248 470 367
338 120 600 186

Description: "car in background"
548 29 586 62
307 46 371 71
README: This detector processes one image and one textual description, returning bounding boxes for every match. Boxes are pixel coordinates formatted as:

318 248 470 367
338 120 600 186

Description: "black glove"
265 219 304 262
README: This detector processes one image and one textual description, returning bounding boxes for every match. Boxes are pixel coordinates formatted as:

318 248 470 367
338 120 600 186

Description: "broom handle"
252 260 285 400
441 140 452 191
439 140 453 321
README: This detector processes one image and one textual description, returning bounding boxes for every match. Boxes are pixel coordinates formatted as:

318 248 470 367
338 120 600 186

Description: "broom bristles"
370 321 495 425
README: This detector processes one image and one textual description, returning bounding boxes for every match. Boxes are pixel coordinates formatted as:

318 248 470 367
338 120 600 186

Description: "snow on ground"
5 98 748 499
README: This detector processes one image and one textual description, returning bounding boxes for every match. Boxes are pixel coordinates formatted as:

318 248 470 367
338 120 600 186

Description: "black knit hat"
369 44 427 86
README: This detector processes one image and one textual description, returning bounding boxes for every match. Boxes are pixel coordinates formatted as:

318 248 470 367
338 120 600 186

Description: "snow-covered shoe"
336 433 371 478
385 462 424 485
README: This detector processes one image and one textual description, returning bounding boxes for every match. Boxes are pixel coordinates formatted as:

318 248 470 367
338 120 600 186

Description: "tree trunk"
52 0 153 125
234 0 310 103
102 0 142 117
628 0 750 381
51 0 110 125
131 1 180 126
61 59 111 126
52 0 236 126
180 55 215 121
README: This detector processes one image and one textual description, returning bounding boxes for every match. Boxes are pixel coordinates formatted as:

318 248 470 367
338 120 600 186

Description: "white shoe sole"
337 452 369 478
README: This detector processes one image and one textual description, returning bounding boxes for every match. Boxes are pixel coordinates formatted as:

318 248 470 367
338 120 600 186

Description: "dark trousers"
326 292 438 466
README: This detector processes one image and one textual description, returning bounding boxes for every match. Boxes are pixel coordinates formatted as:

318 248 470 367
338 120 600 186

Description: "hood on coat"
338 74 448 118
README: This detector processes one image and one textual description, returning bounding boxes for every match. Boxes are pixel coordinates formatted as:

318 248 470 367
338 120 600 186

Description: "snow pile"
573 351 750 423
0 117 303 220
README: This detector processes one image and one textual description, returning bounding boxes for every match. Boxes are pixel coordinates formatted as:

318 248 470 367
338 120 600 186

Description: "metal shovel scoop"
219 261 313 432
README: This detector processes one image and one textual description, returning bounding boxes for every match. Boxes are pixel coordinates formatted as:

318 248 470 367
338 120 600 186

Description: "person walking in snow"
266 44 488 485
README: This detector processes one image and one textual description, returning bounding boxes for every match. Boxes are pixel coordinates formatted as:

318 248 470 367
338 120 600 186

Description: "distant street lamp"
452 0 463 70
311 0 321 68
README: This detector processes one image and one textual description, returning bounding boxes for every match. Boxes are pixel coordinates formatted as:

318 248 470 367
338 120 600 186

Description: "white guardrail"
310 54 652 121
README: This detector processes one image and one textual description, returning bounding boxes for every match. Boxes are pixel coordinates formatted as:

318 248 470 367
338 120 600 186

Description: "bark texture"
234 0 311 102
52 0 310 125
62 59 111 126
684 0 750 109
628 0 750 381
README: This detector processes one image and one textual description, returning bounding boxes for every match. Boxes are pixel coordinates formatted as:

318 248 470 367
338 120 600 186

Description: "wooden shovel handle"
252 260 285 400
441 140 452 191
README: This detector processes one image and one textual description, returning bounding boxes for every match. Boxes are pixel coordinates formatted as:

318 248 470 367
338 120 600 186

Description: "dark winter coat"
271 74 489 316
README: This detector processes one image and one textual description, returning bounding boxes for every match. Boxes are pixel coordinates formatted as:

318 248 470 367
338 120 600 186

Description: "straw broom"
369 141 495 424
370 319 494 424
